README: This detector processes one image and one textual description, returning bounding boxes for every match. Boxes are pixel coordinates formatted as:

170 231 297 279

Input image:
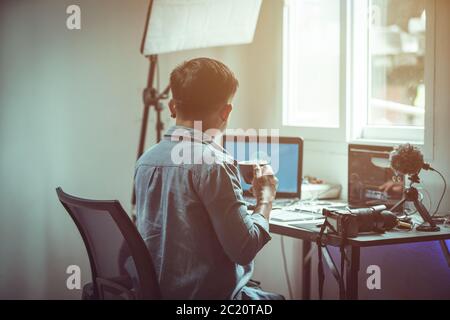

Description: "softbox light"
141 0 263 55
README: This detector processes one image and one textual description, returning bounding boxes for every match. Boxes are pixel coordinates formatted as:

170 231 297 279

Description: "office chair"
56 187 160 300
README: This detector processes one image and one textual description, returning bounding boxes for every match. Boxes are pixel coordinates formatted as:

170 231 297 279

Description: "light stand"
390 173 440 232
131 54 170 216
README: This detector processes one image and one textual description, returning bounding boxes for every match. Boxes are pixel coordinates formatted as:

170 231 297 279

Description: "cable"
431 168 447 216
280 236 294 300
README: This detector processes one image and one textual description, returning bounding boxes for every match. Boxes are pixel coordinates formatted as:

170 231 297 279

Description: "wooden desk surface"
270 219 450 247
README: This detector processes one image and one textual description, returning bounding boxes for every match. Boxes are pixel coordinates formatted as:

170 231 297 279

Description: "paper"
142 0 262 55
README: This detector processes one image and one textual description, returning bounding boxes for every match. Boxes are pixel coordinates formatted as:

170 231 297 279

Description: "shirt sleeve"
194 163 272 266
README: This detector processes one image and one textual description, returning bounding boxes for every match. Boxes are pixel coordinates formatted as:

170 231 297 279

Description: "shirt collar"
164 125 215 144
163 125 235 164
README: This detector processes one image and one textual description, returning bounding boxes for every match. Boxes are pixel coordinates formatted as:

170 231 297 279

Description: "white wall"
0 0 151 299
0 0 448 299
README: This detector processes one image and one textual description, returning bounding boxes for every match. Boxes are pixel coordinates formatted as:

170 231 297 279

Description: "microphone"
388 144 442 232
390 143 432 176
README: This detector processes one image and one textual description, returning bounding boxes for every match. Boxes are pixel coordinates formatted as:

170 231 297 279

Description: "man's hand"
251 164 278 220
252 164 278 202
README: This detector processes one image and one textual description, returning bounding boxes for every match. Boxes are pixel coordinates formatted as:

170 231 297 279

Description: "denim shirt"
134 126 271 299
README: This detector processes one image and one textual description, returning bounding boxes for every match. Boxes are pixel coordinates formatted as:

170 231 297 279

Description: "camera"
322 205 401 238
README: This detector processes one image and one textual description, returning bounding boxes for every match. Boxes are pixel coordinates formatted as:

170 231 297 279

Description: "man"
134 57 280 299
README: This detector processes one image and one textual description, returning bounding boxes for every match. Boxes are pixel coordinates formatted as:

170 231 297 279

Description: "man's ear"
220 103 233 122
168 99 176 118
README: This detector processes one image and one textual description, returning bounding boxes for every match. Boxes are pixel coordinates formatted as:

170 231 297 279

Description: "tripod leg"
414 198 440 231
414 199 435 225
390 198 406 213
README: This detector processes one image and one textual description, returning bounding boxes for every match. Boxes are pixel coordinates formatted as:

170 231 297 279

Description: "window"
368 0 426 128
282 0 431 144
282 0 341 128
352 0 427 143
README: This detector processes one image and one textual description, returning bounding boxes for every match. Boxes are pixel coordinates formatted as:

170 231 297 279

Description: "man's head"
169 57 239 132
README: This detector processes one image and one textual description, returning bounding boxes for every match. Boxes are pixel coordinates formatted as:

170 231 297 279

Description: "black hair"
170 57 239 119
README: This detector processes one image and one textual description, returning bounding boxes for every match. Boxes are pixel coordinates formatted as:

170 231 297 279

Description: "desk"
269 219 450 300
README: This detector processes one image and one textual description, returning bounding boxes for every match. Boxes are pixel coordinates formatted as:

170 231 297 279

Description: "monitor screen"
223 136 302 197
348 144 404 209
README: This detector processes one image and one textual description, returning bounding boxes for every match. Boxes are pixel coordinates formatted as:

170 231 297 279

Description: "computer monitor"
348 144 404 210
222 135 303 199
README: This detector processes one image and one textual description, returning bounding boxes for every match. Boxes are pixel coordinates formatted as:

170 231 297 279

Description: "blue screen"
224 140 299 194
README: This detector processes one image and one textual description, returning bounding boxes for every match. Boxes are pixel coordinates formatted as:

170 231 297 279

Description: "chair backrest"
56 187 160 300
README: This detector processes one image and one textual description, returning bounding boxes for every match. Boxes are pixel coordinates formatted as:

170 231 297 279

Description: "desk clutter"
270 199 450 235
268 142 448 236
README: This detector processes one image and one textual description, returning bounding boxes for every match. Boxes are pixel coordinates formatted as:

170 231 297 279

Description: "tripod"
391 173 440 232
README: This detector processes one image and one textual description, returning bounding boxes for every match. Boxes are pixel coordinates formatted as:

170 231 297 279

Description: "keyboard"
270 209 324 223
287 200 348 214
